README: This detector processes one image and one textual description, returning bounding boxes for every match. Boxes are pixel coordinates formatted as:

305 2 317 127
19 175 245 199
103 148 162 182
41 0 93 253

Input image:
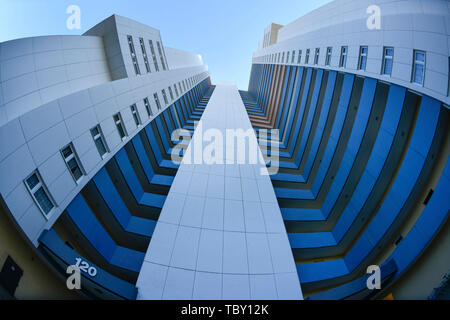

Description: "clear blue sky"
0 0 332 90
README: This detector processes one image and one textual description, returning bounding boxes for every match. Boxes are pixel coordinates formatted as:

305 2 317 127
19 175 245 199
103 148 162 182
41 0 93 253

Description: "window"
139 38 150 73
90 125 108 157
286 51 290 64
412 50 426 85
174 84 179 97
278 53 281 63
156 41 167 71
183 80 187 91
325 47 332 66
130 104 141 126
154 93 162 110
168 87 174 100
382 47 394 75
61 143 84 183
127 35 140 75
162 89 168 105
178 82 183 94
297 50 302 64
143 98 153 117
24 171 54 217
113 112 127 140
358 46 368 71
148 40 159 72
292 50 295 63
314 48 320 65
340 46 348 68
305 49 310 64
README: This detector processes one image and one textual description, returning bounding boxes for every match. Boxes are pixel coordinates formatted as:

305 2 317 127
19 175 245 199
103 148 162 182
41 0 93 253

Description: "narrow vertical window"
286 51 290 64
90 125 108 157
358 46 368 71
144 97 153 117
130 104 141 126
154 93 162 110
148 40 159 72
127 35 140 75
412 50 426 85
139 37 150 73
179 82 183 94
314 48 320 65
161 89 168 105
292 50 295 63
297 50 302 64
61 143 85 183
174 84 179 97
325 47 332 66
340 46 348 68
382 47 394 75
24 171 55 217
305 49 310 64
113 112 127 140
156 41 167 71
168 87 174 101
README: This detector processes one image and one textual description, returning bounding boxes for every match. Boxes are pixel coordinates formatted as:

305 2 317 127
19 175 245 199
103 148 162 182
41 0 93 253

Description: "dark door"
0 256 23 297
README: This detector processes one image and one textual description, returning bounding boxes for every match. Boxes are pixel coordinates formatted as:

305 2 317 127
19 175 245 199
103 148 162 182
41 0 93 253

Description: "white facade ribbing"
137 83 302 300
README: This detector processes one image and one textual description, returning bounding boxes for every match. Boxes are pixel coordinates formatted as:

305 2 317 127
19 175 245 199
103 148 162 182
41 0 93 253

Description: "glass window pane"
415 52 425 62
62 146 72 158
34 187 54 214
67 158 78 170
95 138 107 156
90 127 99 136
360 56 367 70
384 58 393 75
26 174 39 189
414 64 424 84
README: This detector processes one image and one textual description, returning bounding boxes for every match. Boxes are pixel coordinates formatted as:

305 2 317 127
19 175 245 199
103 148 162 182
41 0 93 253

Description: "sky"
0 0 333 90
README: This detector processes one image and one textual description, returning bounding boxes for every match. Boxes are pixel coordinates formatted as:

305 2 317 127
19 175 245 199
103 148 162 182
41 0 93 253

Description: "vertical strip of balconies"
37 79 215 299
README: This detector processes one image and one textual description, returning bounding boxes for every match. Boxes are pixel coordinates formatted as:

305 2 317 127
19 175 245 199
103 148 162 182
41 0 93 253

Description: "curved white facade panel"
253 0 450 107
0 35 112 125
0 15 210 247
164 47 204 70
